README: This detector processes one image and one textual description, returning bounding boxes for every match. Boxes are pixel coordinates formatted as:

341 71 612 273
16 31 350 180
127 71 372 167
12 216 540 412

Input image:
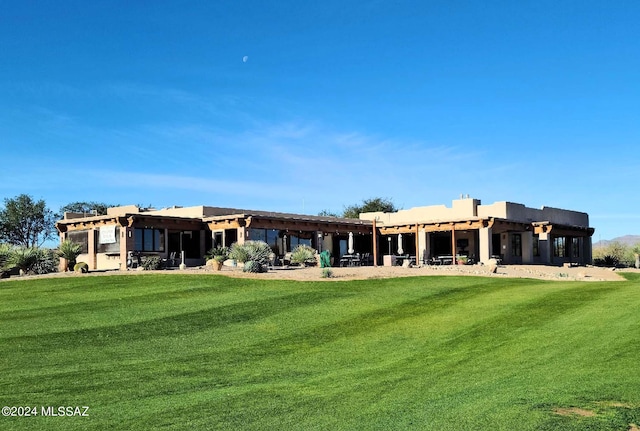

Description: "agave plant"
229 241 272 265
205 246 230 263
7 247 40 275
57 239 83 271
242 260 264 273
290 244 317 266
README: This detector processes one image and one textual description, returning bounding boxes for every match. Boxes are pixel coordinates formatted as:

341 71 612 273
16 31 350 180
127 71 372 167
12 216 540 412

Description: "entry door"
492 234 501 257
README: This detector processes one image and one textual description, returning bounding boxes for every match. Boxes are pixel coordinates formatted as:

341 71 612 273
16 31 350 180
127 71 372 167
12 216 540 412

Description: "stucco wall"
468 201 588 227
361 198 481 224
146 206 207 218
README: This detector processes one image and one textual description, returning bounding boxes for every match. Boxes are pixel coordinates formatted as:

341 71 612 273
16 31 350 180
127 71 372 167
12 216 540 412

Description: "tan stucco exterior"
360 197 594 266
56 197 594 271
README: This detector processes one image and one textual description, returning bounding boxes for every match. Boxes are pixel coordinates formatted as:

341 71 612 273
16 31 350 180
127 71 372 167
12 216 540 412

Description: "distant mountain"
594 235 640 248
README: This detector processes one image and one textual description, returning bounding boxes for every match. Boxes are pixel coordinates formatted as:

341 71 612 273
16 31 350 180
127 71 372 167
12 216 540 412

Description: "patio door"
168 231 181 256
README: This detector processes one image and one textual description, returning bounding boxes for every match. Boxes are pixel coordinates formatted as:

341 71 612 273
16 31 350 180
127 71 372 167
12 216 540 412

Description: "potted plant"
456 255 468 265
206 246 229 271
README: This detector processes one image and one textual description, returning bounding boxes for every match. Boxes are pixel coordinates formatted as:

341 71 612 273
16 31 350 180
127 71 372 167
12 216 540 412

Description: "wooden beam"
245 218 372 234
535 225 595 237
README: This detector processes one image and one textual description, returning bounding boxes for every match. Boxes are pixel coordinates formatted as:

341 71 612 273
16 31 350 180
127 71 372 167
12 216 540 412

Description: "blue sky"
1 1 639 241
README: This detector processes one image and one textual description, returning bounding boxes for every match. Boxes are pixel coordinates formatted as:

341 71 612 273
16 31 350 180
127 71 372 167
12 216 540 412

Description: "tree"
59 201 117 217
342 197 398 219
317 209 339 217
0 194 56 247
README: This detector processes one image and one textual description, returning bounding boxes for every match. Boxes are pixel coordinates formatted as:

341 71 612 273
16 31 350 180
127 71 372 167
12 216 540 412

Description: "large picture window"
134 228 165 252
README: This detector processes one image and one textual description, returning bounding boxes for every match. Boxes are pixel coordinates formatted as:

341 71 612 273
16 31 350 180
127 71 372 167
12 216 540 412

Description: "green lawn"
1 273 640 430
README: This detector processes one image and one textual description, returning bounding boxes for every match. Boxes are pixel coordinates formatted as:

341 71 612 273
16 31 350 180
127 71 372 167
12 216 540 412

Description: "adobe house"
360 196 594 266
55 197 594 271
55 205 373 271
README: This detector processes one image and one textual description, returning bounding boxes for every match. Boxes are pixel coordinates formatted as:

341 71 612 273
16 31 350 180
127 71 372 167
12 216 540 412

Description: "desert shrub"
73 262 89 273
242 260 265 273
0 243 12 271
594 255 619 267
290 245 317 266
142 256 163 270
321 268 333 278
7 247 40 274
206 246 230 263
32 248 59 274
57 239 83 270
229 243 250 263
2 246 58 275
230 241 272 265
592 241 637 267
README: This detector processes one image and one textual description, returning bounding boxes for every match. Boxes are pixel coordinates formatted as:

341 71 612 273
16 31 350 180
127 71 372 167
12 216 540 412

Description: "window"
134 228 165 252
248 228 267 242
532 235 540 257
97 226 120 253
68 230 89 254
290 234 312 249
511 234 522 257
572 237 580 258
248 229 281 253
266 229 280 251
553 236 565 257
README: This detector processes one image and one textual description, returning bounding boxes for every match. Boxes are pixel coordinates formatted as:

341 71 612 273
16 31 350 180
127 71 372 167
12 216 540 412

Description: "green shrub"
230 241 272 265
0 243 12 271
592 241 637 267
242 260 264 273
594 255 619 267
290 245 317 266
142 256 163 270
229 243 250 263
73 262 89 273
32 248 59 274
57 239 83 270
7 247 40 275
3 246 58 275
321 268 333 278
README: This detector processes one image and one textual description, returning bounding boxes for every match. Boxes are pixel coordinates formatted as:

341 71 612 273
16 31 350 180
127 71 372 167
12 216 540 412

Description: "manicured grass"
1 273 640 430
